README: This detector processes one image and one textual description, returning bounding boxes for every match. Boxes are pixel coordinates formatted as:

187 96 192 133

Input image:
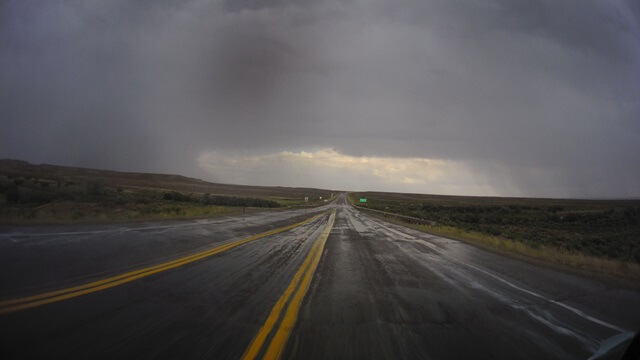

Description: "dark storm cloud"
1 0 639 197
0 1 156 170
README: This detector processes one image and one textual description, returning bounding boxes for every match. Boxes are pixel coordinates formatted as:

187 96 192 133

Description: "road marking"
242 210 335 360
0 212 329 315
359 210 628 333
461 262 626 333
241 229 323 360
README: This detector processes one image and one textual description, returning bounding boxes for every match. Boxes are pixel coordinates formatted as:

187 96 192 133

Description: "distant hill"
0 159 335 198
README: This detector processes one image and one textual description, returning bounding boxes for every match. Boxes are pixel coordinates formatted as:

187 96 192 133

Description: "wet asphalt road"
1 194 639 359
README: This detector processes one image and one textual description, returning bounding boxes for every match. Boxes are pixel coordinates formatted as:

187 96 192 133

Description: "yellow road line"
242 210 335 360
241 230 323 360
0 212 329 315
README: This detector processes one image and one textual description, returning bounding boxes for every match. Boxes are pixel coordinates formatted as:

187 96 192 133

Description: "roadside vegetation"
0 160 334 224
348 192 640 281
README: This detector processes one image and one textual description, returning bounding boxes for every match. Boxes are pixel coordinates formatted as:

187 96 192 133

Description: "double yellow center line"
0 211 329 315
242 210 336 360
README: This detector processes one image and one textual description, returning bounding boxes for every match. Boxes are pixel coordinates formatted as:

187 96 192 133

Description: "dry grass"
1 200 241 225
421 223 640 281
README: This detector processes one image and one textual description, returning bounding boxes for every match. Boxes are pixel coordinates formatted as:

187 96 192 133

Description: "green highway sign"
360 198 367 203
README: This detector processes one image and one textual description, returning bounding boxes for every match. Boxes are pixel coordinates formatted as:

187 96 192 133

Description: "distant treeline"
163 191 280 208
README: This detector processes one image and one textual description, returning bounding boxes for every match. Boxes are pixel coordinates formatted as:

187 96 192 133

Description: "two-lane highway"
0 194 638 359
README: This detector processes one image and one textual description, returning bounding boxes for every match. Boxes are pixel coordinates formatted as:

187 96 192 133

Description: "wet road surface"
1 194 638 359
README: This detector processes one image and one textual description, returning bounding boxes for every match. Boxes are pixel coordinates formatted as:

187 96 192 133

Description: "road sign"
360 198 367 203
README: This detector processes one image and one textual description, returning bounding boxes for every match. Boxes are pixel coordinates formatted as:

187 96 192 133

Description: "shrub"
5 185 20 203
206 195 280 208
163 191 193 202
135 198 151 205
86 179 104 196
19 190 54 204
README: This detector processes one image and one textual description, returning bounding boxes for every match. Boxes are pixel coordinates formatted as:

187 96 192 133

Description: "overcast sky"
2 0 639 198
